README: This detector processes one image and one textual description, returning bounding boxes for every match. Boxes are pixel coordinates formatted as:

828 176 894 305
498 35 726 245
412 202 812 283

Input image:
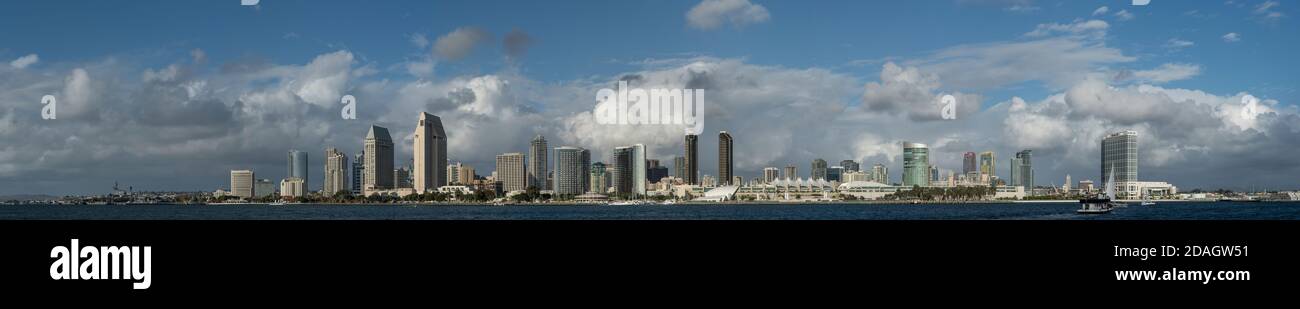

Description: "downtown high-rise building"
644 159 667 184
287 150 308 191
871 163 889 184
254 179 275 198
413 112 448 193
230 169 254 199
840 160 860 172
673 156 687 180
280 177 305 198
811 158 828 180
447 162 461 186
929 165 939 182
783 165 797 180
718 131 733 186
528 135 548 190
553 147 591 195
364 125 395 192
351 152 364 195
902 142 930 187
393 167 411 189
610 147 634 195
827 166 844 182
963 152 977 175
589 162 608 194
495 152 527 192
323 148 348 195
1011 149 1034 190
684 134 698 185
979 151 996 182
632 144 647 195
1101 130 1138 187
763 167 779 183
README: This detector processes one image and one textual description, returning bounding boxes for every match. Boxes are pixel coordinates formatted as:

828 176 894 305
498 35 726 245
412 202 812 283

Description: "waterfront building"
784 165 797 180
827 166 844 182
963 152 977 175
1102 130 1138 195
279 177 305 198
230 169 254 199
902 142 930 187
1010 149 1034 192
718 131 733 186
632 144 647 195
554 146 591 195
364 125 395 193
413 112 448 193
684 134 699 185
979 151 995 183
495 152 527 192
840 160 860 172
610 147 634 194
254 179 275 198
811 158 828 180
528 135 548 189
673 156 687 180
763 167 780 183
871 164 889 184
287 150 308 191
324 148 348 195
350 152 365 195
589 162 608 194
843 170 869 182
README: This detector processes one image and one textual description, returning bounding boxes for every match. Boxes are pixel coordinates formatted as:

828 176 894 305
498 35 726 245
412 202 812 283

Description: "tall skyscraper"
684 134 699 185
929 165 939 182
1101 130 1138 189
230 169 254 199
1011 149 1034 190
763 167 779 183
872 164 889 184
413 112 448 193
589 162 608 194
528 135 548 190
351 152 364 195
554 147 591 195
718 131 733 186
902 142 930 187
495 152 527 192
811 158 828 180
979 151 996 182
963 152 977 175
840 160 860 172
287 150 308 191
324 148 348 195
784 165 797 179
364 125 394 192
673 156 687 180
632 144 647 195
457 164 475 185
610 147 634 194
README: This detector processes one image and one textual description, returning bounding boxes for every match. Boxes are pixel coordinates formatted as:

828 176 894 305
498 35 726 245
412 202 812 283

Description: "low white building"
280 177 305 198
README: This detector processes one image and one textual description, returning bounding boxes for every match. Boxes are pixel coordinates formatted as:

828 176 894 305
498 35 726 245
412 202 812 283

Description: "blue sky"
1 0 1298 194
4 0 1294 104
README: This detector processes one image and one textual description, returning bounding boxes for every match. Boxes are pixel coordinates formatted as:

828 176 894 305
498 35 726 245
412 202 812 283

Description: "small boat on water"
268 201 287 206
1077 198 1114 214
1079 165 1124 214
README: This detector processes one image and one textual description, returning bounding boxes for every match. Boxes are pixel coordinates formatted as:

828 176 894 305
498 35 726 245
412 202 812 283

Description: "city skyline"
2 1 1298 195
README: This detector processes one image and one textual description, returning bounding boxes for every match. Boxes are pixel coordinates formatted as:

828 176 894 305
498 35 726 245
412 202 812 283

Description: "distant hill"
0 194 60 201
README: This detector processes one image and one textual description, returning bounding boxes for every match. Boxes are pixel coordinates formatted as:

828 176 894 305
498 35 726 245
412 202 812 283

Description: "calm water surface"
2 202 1298 220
